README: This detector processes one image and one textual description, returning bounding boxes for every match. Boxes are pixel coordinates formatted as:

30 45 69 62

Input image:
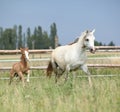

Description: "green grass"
0 52 120 112
0 69 120 112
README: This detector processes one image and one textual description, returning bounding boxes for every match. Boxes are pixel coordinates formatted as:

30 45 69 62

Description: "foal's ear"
25 48 29 51
20 48 24 52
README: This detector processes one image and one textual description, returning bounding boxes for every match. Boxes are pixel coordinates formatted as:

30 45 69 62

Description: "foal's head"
20 48 30 61
82 29 95 53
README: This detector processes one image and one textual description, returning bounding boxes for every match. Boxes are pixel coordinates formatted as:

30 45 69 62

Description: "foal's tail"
46 61 53 78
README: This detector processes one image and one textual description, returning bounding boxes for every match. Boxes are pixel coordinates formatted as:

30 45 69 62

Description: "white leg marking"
27 71 30 82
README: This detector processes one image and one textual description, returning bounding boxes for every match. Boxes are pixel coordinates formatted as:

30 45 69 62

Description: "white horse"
47 29 95 86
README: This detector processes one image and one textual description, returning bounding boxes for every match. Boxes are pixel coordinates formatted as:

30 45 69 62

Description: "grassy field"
0 52 120 112
0 70 120 112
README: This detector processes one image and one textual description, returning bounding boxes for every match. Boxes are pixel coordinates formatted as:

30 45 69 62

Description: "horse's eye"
86 39 89 41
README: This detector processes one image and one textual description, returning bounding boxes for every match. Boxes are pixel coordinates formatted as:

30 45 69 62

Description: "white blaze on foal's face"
25 50 29 61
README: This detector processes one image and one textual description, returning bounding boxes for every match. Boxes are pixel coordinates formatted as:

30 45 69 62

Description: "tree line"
95 40 115 46
0 23 115 50
0 23 57 50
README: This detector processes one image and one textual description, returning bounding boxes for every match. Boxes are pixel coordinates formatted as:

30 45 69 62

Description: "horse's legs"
55 67 60 83
64 72 68 82
26 70 30 82
55 67 64 83
81 64 92 87
55 73 58 83
64 65 70 82
18 72 25 87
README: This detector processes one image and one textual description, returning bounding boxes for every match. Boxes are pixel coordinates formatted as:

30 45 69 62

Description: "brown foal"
9 48 30 86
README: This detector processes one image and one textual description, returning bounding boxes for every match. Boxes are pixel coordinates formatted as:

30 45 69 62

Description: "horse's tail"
46 61 53 78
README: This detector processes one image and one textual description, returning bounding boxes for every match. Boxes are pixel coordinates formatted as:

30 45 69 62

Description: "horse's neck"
76 36 85 50
20 55 28 67
78 33 85 44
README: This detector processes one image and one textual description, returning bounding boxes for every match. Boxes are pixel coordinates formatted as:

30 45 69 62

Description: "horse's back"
53 45 74 55
52 45 77 69
53 44 79 60
51 43 87 71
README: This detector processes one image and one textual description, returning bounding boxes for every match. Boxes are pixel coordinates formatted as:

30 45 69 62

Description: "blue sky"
0 0 120 45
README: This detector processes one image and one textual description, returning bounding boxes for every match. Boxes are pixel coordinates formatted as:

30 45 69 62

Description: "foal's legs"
81 64 92 87
26 70 30 82
9 70 15 85
18 72 25 86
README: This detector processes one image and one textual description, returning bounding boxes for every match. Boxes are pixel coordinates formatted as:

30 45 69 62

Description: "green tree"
0 27 3 49
3 28 16 49
42 31 50 49
36 26 42 49
32 27 37 49
50 23 57 48
13 25 18 49
27 27 32 49
95 41 103 46
37 26 42 37
108 41 115 46
18 25 22 48
22 33 26 47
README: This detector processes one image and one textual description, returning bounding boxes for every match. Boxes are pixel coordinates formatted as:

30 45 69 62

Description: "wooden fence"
0 46 120 54
1 64 120 71
0 46 120 71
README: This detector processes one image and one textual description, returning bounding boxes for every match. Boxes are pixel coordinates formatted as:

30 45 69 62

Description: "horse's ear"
86 30 89 34
91 29 95 34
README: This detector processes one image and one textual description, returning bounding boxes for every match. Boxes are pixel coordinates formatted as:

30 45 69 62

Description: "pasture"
0 70 120 112
0 49 120 112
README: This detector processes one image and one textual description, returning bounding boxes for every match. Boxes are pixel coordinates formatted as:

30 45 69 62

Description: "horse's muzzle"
90 48 95 54
25 58 30 62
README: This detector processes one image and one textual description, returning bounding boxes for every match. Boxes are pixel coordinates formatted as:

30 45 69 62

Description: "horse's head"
20 48 30 61
83 29 95 53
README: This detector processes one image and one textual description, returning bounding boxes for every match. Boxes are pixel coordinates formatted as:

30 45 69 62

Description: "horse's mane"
68 38 79 45
68 30 90 45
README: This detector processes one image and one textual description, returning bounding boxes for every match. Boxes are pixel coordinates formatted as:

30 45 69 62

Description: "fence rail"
1 56 120 63
0 46 120 71
0 49 52 54
0 46 120 54
1 64 120 71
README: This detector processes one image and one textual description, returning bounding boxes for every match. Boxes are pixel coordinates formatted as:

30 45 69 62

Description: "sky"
0 0 120 45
